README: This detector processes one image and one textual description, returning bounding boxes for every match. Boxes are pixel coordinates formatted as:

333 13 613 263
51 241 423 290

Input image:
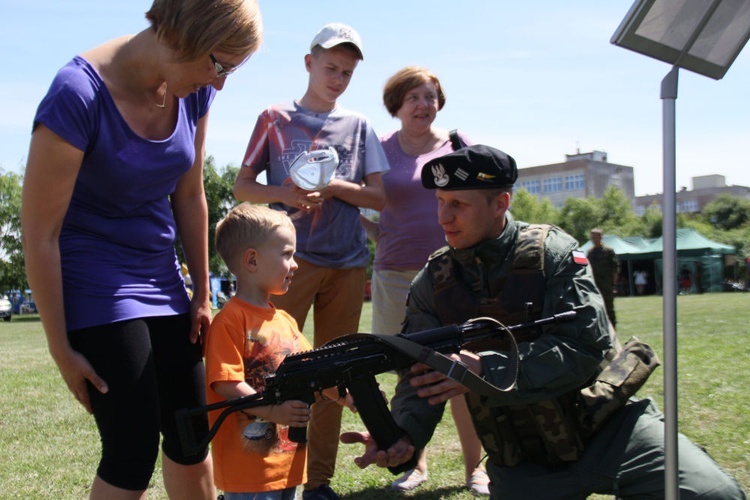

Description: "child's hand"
339 391 357 413
320 387 358 413
263 400 310 427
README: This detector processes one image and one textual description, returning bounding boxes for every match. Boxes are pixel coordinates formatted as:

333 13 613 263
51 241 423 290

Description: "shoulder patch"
572 250 588 266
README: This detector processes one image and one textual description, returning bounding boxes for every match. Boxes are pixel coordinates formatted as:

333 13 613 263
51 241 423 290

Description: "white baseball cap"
310 22 364 60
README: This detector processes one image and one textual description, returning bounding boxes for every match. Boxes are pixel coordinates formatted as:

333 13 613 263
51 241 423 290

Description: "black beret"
421 144 518 190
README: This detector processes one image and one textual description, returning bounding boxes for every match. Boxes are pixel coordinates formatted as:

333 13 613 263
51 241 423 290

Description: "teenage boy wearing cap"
234 22 389 500
341 145 745 499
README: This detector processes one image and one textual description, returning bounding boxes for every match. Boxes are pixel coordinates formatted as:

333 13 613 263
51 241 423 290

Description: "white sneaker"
467 469 490 496
390 468 428 491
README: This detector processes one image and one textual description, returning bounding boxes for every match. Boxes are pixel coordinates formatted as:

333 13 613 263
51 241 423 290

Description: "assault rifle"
177 311 576 473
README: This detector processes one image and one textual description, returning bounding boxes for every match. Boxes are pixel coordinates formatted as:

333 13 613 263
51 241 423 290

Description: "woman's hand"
189 295 212 348
52 347 108 414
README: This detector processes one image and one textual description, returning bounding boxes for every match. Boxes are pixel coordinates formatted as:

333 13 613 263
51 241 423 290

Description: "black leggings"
69 314 209 491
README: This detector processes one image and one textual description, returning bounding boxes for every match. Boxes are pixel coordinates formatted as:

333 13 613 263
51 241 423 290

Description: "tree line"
3 160 750 294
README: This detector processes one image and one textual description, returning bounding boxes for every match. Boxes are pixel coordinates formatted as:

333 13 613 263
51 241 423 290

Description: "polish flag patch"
573 250 588 266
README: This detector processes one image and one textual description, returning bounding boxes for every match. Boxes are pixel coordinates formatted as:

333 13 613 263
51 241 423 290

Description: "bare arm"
172 114 212 346
359 214 380 242
21 125 108 413
211 380 311 427
234 154 385 212
233 166 322 211
318 172 385 211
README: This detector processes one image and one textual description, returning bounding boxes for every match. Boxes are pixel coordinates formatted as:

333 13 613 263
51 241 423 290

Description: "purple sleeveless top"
33 56 216 330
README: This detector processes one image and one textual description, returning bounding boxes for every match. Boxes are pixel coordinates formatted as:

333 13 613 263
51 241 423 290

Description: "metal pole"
660 66 679 500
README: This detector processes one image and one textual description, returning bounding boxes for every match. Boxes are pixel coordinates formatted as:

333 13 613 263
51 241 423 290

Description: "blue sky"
2 0 749 196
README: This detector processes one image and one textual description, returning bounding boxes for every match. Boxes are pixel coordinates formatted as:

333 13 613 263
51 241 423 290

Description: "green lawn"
1 294 748 498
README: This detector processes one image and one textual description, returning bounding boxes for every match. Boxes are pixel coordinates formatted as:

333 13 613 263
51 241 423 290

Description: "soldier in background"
587 228 619 327
341 145 745 499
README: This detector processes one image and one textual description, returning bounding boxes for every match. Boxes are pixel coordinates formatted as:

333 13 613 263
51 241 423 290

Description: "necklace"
150 84 168 109
124 36 168 109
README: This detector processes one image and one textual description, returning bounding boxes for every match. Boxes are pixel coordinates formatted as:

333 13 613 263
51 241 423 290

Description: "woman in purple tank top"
360 66 490 495
21 1 262 497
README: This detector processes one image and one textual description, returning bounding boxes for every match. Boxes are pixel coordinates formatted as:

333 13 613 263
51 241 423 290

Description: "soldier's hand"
340 431 415 470
408 352 481 405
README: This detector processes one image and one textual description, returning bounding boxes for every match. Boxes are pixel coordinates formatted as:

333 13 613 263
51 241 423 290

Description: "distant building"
515 153 748 215
634 174 750 215
516 151 635 208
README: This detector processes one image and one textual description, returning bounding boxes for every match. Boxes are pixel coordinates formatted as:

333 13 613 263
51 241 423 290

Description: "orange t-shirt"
205 298 312 493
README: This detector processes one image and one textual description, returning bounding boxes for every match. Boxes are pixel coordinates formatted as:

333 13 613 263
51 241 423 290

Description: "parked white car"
0 295 12 322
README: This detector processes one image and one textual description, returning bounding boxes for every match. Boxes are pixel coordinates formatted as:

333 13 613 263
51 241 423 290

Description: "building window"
677 199 699 213
564 174 585 191
520 179 540 194
543 177 562 193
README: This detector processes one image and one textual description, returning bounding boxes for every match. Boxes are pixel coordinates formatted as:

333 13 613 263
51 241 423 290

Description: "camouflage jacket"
587 244 619 291
390 214 612 452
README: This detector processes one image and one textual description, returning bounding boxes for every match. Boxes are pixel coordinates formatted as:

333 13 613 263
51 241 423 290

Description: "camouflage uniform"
390 214 745 499
586 243 619 327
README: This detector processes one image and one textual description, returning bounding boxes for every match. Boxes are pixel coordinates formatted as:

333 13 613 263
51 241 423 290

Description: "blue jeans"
223 486 298 500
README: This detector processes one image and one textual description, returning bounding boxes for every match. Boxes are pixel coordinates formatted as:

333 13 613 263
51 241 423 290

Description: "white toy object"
289 147 339 191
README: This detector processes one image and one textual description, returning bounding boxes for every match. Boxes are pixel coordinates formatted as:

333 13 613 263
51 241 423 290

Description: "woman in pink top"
361 66 489 495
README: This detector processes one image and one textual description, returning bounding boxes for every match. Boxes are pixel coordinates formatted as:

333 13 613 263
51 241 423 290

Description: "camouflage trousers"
486 399 745 499
600 289 616 327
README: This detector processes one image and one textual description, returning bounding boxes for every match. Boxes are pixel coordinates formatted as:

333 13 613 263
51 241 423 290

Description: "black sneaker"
302 484 341 500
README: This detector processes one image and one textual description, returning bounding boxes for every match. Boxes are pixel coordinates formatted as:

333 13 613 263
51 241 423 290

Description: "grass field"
0 293 748 498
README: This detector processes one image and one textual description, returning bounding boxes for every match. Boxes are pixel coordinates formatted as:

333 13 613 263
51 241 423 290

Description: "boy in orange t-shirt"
205 204 349 499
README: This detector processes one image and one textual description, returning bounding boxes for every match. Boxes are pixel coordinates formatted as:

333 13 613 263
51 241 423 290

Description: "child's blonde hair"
215 203 293 274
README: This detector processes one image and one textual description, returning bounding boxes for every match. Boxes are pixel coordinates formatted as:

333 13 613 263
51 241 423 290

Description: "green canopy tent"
580 234 656 296
579 229 736 295
640 229 736 294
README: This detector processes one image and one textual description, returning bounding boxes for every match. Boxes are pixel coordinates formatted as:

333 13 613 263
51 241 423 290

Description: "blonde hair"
145 0 263 61
383 66 446 117
215 204 293 274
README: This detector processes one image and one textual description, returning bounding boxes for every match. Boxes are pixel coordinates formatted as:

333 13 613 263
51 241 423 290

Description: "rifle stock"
177 311 577 474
